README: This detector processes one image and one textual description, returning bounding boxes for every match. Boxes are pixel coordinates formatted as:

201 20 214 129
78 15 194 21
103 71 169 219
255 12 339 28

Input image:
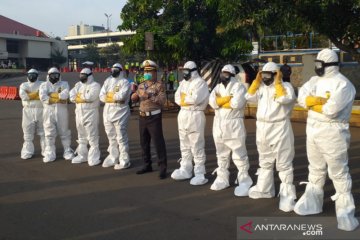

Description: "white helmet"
183 61 197 70
262 62 279 73
316 48 339 63
80 68 92 75
221 64 235 75
112 63 123 70
48 67 60 74
27 68 39 75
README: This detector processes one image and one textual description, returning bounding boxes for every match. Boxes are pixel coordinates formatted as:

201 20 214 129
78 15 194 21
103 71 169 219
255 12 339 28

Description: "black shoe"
136 166 153 174
159 169 167 179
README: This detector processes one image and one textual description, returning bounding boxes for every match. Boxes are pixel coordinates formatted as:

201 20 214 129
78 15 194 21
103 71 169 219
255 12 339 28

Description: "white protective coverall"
246 62 297 212
208 64 252 195
171 61 210 185
100 63 131 170
69 68 101 166
39 67 74 162
19 69 45 159
295 49 358 231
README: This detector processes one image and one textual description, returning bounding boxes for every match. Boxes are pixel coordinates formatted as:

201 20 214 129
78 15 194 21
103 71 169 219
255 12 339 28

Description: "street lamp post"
104 13 112 32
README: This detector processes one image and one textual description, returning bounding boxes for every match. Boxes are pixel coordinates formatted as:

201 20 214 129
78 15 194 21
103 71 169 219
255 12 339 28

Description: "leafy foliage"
118 0 360 63
99 43 122 67
83 43 100 64
51 48 67 65
119 0 252 64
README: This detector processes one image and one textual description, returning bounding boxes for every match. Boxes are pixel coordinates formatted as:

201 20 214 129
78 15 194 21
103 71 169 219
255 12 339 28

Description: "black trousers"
139 113 167 170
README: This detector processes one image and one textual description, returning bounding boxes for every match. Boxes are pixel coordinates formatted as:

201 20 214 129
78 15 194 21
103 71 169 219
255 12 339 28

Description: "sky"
0 0 128 38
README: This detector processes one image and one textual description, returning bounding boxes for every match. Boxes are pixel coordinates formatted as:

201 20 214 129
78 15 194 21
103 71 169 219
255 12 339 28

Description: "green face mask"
144 73 152 81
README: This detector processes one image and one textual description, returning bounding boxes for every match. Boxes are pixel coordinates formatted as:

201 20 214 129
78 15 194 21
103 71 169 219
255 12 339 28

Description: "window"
6 40 19 53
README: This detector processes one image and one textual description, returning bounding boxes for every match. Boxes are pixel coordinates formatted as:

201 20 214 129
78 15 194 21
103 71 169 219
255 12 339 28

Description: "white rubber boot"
294 182 324 215
234 171 253 197
278 170 296 212
171 158 193 180
210 167 230 191
248 168 275 199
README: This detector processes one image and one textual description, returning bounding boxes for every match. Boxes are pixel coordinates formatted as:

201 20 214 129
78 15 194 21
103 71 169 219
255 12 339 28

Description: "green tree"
118 0 360 62
294 0 360 61
83 43 100 65
212 0 360 61
51 48 67 66
118 0 252 64
99 43 121 67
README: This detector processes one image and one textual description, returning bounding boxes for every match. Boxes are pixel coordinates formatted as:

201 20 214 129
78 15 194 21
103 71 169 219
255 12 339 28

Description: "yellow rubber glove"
49 97 59 104
28 91 40 100
106 92 115 99
104 92 115 103
274 70 287 98
310 104 323 113
49 92 59 98
222 101 232 109
216 96 232 106
106 97 115 103
180 92 190 107
305 96 328 107
248 71 262 95
75 96 86 103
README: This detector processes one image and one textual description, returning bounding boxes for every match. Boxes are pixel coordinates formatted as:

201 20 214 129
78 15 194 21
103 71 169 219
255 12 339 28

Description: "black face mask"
262 71 275 86
79 73 92 83
219 72 232 87
314 60 339 76
183 68 197 81
27 73 38 82
263 78 274 86
111 68 121 78
49 73 60 84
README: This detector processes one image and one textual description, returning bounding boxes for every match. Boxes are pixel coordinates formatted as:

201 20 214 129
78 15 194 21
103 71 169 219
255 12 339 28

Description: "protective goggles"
261 71 275 79
182 68 197 75
314 60 339 69
49 73 60 79
111 67 121 73
220 71 234 78
27 73 38 78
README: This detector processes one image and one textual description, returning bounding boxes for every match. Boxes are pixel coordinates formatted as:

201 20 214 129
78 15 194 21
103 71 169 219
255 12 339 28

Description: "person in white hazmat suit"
19 69 45 159
69 68 101 166
295 49 358 231
39 67 74 163
100 63 132 170
208 64 252 195
171 61 210 185
245 62 297 212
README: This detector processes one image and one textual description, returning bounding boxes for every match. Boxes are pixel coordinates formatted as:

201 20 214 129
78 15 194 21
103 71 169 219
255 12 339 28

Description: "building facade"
64 30 135 70
0 15 68 70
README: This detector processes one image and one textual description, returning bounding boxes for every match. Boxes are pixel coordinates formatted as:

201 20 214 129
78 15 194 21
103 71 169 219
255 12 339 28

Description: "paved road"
0 75 359 240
